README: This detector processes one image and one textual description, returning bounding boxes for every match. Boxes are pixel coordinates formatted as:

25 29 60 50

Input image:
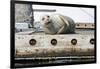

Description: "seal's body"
41 14 75 34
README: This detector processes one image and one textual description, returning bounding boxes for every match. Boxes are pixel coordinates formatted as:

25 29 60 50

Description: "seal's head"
41 15 51 25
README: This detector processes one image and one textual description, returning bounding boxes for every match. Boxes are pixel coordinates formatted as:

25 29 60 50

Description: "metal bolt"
90 38 94 45
51 39 57 46
29 39 36 46
71 39 77 45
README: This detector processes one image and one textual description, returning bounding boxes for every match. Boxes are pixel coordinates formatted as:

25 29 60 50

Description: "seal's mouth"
45 21 51 25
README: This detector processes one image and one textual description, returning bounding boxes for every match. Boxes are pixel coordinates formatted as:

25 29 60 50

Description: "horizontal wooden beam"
16 46 94 58
33 9 56 12
75 23 94 29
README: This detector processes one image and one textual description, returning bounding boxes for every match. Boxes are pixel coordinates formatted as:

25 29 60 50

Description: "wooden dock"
15 23 95 67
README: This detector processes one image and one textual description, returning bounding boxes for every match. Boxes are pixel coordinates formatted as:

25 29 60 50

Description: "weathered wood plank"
75 23 94 29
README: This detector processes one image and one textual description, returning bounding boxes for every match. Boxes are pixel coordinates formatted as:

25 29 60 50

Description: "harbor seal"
41 14 75 34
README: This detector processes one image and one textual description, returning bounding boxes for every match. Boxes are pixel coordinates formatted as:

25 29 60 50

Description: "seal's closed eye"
47 15 50 18
42 17 45 21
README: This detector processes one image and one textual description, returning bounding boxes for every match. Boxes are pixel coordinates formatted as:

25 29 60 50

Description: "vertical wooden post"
15 4 33 27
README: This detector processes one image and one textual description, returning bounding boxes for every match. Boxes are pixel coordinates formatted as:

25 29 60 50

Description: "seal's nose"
46 19 50 22
44 18 50 24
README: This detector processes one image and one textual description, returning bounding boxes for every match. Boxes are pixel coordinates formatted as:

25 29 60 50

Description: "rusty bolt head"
51 39 57 46
90 38 94 45
71 39 77 45
29 39 36 46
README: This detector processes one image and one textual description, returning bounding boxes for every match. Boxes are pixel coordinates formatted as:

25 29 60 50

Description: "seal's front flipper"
57 26 65 34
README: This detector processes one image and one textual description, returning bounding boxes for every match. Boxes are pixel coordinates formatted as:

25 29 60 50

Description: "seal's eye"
42 17 45 21
47 15 50 18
